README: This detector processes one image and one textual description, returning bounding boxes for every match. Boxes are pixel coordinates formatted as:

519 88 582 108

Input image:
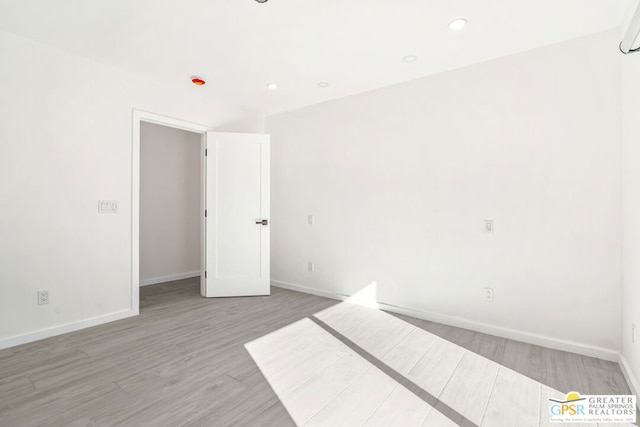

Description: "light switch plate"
98 200 118 213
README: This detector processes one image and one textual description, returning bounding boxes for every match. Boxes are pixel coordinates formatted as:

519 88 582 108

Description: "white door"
203 132 270 297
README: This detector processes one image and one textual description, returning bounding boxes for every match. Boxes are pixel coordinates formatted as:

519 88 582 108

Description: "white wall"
267 30 622 354
0 29 260 345
140 123 201 286
622 50 640 393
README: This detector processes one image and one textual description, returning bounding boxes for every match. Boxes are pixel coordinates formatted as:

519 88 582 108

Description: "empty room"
1 0 639 426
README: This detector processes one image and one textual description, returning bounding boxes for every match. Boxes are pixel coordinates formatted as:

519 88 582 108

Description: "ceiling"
0 0 633 115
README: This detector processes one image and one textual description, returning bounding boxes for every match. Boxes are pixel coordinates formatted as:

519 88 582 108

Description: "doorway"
139 122 201 288
131 110 271 313
131 110 208 313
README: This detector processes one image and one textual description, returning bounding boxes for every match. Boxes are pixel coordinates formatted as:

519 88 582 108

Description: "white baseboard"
0 309 137 350
140 271 201 287
271 280 620 362
619 353 640 397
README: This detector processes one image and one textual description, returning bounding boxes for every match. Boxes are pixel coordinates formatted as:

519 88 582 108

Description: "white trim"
133 109 210 134
132 109 209 311
140 271 201 287
131 111 140 314
0 309 136 350
619 353 640 397
200 137 207 297
271 280 620 362
273 280 344 301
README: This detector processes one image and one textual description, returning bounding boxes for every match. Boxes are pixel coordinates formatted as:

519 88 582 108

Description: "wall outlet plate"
38 290 49 305
484 220 494 234
484 287 494 303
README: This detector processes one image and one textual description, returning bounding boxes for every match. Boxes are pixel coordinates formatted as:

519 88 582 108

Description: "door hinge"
205 210 207 217
205 271 207 278
205 148 208 156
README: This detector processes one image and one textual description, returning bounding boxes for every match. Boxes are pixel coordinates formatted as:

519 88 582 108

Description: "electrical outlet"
484 287 494 303
484 220 494 234
633 324 637 344
307 261 314 272
308 215 314 225
37 290 49 305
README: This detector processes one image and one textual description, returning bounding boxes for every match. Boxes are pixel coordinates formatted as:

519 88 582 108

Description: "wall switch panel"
98 200 119 213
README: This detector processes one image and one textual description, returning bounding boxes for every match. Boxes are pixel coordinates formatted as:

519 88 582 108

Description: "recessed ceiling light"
317 82 329 88
266 83 278 90
449 18 467 31
255 0 268 3
402 55 418 63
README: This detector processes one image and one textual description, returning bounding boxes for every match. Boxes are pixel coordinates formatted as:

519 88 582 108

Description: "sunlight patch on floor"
245 289 635 427
345 281 378 308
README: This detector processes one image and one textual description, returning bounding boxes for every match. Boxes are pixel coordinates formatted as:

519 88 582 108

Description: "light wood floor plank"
304 366 398 427
315 302 416 359
406 337 466 397
380 327 438 375
281 352 371 425
438 350 500 424
481 367 540 427
363 384 433 427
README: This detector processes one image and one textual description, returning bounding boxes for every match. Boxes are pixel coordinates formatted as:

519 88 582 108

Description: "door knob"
255 219 269 225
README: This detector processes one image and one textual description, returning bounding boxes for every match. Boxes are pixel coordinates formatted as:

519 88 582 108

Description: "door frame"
131 109 209 312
